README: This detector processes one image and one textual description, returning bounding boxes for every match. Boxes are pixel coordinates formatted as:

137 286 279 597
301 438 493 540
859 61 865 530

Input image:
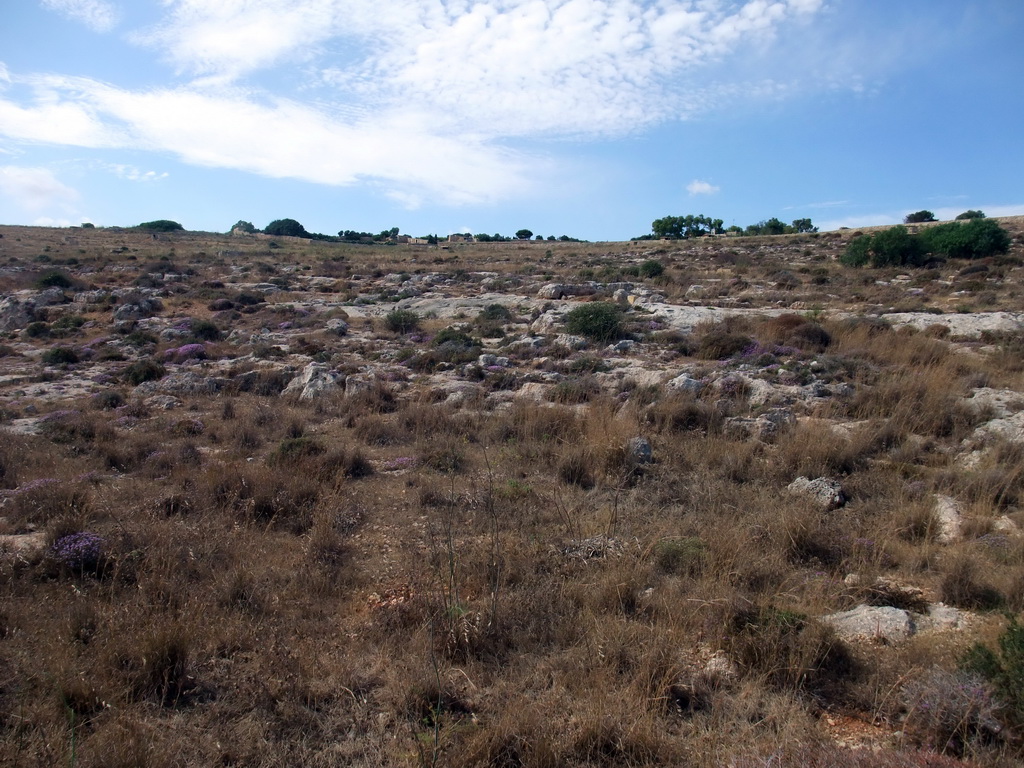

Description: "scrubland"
1 221 1024 766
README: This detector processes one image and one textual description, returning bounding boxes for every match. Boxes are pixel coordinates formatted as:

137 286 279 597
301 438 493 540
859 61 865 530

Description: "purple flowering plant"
51 531 105 573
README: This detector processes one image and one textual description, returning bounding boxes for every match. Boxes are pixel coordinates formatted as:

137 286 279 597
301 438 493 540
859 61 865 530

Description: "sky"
0 0 1022 241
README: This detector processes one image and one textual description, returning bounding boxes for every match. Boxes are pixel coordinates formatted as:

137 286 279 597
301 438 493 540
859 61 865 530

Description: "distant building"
448 233 474 243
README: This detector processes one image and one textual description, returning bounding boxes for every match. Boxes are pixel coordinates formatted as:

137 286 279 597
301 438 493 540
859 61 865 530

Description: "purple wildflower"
51 531 105 572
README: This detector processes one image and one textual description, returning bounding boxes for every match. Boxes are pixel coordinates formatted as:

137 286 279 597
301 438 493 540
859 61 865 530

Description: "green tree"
137 220 184 232
791 218 818 233
744 217 787 236
651 214 723 239
515 229 534 240
955 210 986 220
264 218 309 237
904 210 936 223
231 220 256 233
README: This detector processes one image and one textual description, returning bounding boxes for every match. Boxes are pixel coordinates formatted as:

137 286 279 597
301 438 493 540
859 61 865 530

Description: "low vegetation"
0 217 1023 765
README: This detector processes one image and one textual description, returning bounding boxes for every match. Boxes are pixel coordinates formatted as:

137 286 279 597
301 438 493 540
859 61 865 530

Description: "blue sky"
1 0 1021 241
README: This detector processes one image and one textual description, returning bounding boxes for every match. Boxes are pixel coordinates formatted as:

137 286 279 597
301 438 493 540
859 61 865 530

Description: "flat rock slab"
823 603 971 644
878 310 1024 338
823 605 913 643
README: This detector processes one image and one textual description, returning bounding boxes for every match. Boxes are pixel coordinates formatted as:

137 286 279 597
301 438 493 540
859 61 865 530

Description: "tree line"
639 214 817 240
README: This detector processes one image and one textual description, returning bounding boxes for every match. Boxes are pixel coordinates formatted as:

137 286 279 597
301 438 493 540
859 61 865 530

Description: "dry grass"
1 221 1024 764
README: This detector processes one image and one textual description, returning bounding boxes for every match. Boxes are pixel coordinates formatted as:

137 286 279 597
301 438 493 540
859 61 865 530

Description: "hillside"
2 219 1024 766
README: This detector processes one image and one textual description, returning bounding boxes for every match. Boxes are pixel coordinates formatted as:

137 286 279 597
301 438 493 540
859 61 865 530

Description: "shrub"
271 437 326 465
35 270 74 289
956 209 986 220
123 359 166 385
384 309 420 334
50 531 106 575
900 668 1003 755
904 210 936 223
652 537 706 576
477 304 513 323
189 318 221 342
136 219 184 232
263 218 309 237
919 219 1011 260
962 615 1024 725
41 346 80 365
549 376 601 404
696 330 752 360
638 259 665 278
840 226 928 268
24 321 50 339
564 302 625 343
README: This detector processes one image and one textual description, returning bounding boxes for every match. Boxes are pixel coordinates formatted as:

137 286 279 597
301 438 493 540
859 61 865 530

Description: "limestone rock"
553 334 587 351
134 371 226 396
787 476 845 510
537 283 596 300
283 363 341 400
933 494 963 544
0 297 36 331
530 312 560 334
822 605 913 644
667 374 705 393
325 318 349 336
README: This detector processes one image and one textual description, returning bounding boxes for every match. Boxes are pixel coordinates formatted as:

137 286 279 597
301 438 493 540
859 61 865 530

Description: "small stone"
627 437 653 464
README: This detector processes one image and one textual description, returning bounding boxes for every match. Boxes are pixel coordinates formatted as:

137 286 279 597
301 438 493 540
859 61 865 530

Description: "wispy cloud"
5 1 831 205
102 163 169 182
687 179 720 196
40 0 120 33
138 0 826 136
0 75 536 206
0 165 81 219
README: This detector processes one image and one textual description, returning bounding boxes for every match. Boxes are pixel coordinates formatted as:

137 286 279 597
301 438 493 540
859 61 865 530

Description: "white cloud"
3 1 832 205
0 76 535 206
137 0 828 136
103 163 169 182
40 0 120 32
687 179 720 196
0 165 80 216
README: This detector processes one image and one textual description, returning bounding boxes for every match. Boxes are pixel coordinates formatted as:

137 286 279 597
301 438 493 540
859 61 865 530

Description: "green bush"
638 260 665 279
41 346 79 365
189 319 221 342
653 537 706 575
263 218 309 238
35 270 74 289
271 437 326 465
962 616 1024 725
431 327 476 348
24 321 50 339
904 210 936 223
564 302 625 343
136 220 184 232
955 209 986 220
477 304 513 323
840 226 927 268
384 309 420 334
123 359 166 385
919 219 1011 260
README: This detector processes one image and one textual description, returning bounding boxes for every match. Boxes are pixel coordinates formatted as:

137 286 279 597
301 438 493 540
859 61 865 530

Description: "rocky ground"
2 221 1024 766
